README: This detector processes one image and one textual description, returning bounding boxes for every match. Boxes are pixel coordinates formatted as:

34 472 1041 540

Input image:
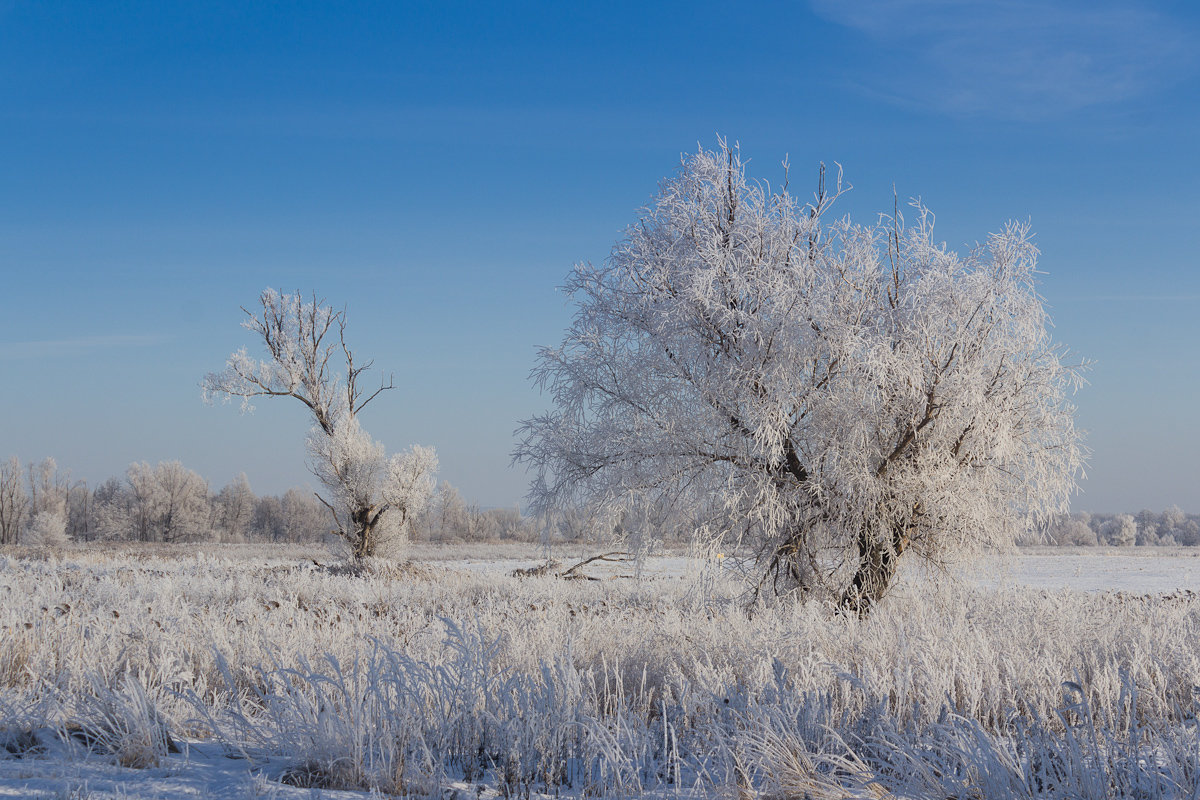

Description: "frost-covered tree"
21 458 70 547
65 481 94 541
1161 505 1187 538
121 461 210 542
1157 504 1198 546
1135 508 1160 546
152 461 210 542
1178 519 1200 547
252 494 285 542
0 457 27 545
203 290 437 558
1101 513 1137 547
25 458 66 518
214 473 256 543
91 477 127 541
516 141 1086 615
281 488 329 542
1052 516 1098 547
430 481 470 542
23 509 68 547
422 482 489 542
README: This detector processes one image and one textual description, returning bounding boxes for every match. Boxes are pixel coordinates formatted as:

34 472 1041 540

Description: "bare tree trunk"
838 525 908 618
350 506 373 560
348 503 393 560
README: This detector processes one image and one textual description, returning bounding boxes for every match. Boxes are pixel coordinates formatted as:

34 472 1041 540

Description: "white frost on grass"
2 544 1200 798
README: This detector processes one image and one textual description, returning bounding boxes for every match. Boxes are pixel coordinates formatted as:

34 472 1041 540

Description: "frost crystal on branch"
515 140 1087 615
204 290 437 558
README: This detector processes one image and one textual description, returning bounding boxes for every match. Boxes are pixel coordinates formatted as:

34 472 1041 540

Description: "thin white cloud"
810 0 1196 118
1057 295 1200 303
0 333 170 360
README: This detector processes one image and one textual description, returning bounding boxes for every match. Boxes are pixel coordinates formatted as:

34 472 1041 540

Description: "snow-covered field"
966 546 1200 593
2 544 1199 799
429 542 1200 593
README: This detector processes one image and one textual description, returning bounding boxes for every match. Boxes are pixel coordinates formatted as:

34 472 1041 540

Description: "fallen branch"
510 551 632 581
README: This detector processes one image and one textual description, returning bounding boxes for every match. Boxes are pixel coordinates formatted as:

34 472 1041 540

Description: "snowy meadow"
2 544 1199 799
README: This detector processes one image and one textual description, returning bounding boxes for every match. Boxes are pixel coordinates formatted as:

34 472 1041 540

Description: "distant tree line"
0 456 330 546
0 456 549 547
1040 508 1200 547
4 454 1193 550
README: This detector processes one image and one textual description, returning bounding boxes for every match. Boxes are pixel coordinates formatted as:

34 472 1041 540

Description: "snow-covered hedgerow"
1 547 1198 797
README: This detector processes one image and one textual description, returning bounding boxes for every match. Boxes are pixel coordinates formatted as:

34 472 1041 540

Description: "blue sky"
1 0 1198 512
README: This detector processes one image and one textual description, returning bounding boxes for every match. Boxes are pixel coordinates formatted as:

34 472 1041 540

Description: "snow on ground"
438 543 1200 593
0 741 692 800
966 547 1200 593
0 740 378 800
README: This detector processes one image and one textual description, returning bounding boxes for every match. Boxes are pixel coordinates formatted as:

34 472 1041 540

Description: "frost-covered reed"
1 547 1198 797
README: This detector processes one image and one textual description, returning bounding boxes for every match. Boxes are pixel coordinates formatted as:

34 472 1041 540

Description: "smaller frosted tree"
21 458 71 547
116 461 210 542
1102 514 1137 547
203 290 437 558
0 457 27 546
431 482 470 542
1135 508 1160 546
281 488 330 542
1161 505 1187 537
1052 517 1098 547
214 473 256 543
1159 504 1198 546
252 495 285 542
23 510 68 547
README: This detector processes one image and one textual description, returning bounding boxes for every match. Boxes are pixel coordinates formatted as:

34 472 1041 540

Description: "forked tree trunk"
838 525 909 618
349 505 381 560
348 502 400 560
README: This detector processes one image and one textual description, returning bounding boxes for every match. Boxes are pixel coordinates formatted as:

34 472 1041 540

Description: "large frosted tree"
515 142 1086 615
204 290 437 558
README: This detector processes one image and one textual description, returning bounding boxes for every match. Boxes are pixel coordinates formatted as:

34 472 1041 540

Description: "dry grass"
1 546 1198 797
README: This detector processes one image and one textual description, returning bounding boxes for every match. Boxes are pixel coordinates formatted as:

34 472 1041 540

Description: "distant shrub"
21 510 69 548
